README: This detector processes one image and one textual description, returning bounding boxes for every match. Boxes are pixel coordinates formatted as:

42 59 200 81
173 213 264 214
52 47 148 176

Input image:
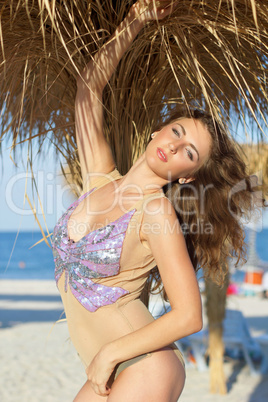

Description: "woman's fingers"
155 0 179 19
132 0 178 23
95 385 110 397
86 368 111 396
157 5 176 19
88 379 110 396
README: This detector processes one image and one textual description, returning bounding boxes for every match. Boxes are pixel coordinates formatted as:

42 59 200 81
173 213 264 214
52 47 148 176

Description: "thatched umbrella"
1 1 268 169
1 0 268 394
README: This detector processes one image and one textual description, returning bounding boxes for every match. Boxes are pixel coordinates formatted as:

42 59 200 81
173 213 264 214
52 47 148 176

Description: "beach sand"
0 280 268 402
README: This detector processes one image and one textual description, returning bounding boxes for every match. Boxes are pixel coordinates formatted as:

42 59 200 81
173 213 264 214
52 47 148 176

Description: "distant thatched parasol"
241 142 268 199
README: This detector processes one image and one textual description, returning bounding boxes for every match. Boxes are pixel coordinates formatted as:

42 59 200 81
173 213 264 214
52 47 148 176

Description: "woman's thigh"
108 348 185 402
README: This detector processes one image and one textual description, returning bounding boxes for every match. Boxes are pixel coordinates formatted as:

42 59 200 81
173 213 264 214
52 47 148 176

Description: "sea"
0 231 55 280
0 229 268 281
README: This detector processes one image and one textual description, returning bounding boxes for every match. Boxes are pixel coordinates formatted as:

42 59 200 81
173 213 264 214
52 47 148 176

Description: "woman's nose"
169 143 177 153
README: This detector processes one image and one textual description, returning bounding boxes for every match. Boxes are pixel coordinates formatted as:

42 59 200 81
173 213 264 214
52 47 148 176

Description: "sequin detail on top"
51 188 136 312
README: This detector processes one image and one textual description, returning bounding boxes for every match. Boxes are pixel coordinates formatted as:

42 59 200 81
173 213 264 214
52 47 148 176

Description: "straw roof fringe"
1 0 268 187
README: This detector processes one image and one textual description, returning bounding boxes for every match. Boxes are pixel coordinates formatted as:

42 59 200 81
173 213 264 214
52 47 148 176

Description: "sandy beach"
0 280 268 402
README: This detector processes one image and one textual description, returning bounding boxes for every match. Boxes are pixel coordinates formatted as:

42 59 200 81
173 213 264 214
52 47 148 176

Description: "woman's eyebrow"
175 123 200 161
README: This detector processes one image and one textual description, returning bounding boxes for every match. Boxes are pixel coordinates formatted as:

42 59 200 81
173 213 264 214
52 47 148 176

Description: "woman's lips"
157 147 167 162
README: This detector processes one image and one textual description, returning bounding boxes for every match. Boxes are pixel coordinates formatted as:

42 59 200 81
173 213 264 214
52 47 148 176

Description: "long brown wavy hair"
143 108 266 302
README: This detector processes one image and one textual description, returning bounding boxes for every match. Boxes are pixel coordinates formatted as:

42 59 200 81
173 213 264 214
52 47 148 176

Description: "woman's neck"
115 154 168 195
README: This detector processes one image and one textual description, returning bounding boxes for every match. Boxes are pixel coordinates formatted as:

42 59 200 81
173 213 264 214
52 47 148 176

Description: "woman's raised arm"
75 1 176 188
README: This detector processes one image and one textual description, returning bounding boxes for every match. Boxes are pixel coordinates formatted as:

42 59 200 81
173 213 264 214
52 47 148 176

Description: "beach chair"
186 308 266 376
254 334 268 374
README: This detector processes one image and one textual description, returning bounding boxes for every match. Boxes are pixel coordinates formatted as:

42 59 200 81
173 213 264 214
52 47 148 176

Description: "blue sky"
0 138 75 232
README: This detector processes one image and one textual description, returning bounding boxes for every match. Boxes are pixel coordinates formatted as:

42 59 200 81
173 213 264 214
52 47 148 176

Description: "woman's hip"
109 347 185 402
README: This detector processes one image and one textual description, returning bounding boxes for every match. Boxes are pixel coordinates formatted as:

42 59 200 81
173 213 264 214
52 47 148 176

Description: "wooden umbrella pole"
205 263 229 394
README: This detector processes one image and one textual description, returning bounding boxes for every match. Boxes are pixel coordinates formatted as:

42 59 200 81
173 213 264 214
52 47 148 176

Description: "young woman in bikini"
51 1 258 400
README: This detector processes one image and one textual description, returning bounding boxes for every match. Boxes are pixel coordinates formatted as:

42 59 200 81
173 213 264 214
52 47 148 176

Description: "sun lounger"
255 334 268 374
185 309 267 376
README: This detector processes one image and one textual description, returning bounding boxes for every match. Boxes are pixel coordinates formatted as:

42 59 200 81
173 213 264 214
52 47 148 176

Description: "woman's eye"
186 149 194 161
172 128 181 137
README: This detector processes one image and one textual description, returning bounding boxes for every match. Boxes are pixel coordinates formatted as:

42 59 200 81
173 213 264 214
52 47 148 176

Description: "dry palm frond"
0 0 268 189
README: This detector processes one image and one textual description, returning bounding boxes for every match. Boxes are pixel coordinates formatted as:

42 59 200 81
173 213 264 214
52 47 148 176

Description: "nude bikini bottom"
107 343 185 386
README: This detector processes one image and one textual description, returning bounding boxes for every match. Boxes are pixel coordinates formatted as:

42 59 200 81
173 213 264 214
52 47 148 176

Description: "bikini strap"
82 168 122 194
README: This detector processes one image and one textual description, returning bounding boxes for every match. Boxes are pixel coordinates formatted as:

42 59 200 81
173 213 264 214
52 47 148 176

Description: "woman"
51 1 258 400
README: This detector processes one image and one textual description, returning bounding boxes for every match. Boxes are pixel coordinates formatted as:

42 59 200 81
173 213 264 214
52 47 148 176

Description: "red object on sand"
227 283 239 295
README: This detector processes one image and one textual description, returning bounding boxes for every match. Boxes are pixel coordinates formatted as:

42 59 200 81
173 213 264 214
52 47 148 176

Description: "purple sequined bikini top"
51 187 136 312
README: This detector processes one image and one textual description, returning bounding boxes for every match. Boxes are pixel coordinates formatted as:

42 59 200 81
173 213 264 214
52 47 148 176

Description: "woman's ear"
151 130 160 139
178 177 195 184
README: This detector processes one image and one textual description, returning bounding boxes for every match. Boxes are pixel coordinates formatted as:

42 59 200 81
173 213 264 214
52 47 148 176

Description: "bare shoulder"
144 195 177 220
142 195 182 240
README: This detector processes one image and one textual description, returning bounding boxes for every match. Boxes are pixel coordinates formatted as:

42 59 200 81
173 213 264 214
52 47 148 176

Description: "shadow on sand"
226 356 268 401
0 293 64 328
248 375 268 401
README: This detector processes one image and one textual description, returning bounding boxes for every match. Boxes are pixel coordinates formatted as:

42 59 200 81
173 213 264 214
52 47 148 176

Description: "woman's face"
145 118 212 182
